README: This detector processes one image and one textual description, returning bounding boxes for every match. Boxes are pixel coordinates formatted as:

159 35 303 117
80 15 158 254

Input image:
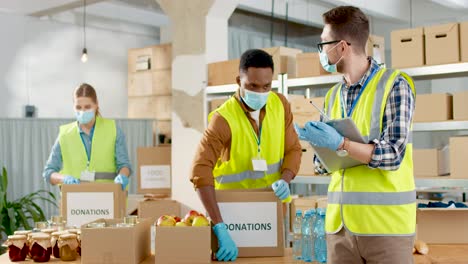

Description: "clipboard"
312 118 367 172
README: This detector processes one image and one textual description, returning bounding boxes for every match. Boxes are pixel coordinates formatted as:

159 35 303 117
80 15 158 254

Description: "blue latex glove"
63 175 80 184
272 179 290 201
114 174 129 191
294 121 344 151
213 223 238 262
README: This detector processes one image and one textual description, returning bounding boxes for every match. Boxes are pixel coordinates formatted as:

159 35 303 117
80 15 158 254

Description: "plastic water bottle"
301 210 313 262
292 210 302 260
309 208 317 261
314 208 327 263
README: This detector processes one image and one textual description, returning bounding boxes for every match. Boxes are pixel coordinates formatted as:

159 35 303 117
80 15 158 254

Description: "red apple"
183 210 200 225
172 215 182 223
192 215 210 227
157 215 176 226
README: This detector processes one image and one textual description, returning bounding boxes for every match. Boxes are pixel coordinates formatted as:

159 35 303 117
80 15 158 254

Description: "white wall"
0 12 159 119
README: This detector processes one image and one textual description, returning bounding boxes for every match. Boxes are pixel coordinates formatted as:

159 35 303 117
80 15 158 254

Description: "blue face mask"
319 43 343 73
75 110 95 125
241 89 270 111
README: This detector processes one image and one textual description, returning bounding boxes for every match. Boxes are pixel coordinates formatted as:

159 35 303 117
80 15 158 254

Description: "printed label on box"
66 192 114 227
218 202 278 247
140 165 171 189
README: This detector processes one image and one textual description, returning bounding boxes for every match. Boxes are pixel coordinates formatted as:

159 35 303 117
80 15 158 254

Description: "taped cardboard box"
413 148 450 177
213 190 284 257
461 21 468 62
263 46 303 78
81 218 152 264
289 96 325 115
137 146 171 195
417 206 468 244
453 91 468 121
391 27 425 68
207 59 240 86
61 183 126 228
155 226 211 264
424 23 460 66
414 93 453 122
138 199 180 222
367 35 386 65
296 53 329 78
128 95 172 120
450 136 468 179
128 70 171 97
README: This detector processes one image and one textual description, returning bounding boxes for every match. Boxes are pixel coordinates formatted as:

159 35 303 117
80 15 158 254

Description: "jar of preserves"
50 216 66 231
34 222 48 231
58 234 79 261
4 235 29 261
40 228 55 235
124 215 139 225
66 229 81 256
29 233 52 262
51 231 68 258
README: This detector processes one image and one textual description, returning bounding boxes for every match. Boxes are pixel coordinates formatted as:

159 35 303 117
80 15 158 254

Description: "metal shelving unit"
413 121 468 132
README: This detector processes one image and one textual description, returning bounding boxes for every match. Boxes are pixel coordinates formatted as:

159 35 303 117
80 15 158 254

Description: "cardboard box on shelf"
366 35 386 65
424 23 460 65
214 190 284 257
298 146 315 176
317 197 328 209
128 47 153 73
209 98 229 112
461 22 468 62
128 95 172 120
417 207 468 244
296 53 329 78
128 70 172 97
414 93 453 122
61 183 126 228
289 96 325 115
450 136 468 179
152 43 172 71
81 218 152 264
138 199 180 222
391 27 425 68
263 46 303 78
453 91 468 121
413 148 450 177
207 59 240 86
137 146 171 195
155 225 211 264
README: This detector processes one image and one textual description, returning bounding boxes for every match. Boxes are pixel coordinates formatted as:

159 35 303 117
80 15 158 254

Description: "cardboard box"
138 199 180 222
414 93 453 122
207 59 240 86
296 53 329 78
425 23 460 65
461 22 468 62
137 146 171 195
127 194 146 215
61 183 126 228
453 91 468 121
391 27 425 68
209 98 229 112
214 190 284 257
128 70 172 97
450 136 468 179
263 46 303 78
417 207 468 244
413 148 450 177
366 35 386 65
155 226 211 263
298 146 315 176
317 197 328 209
152 43 172 71
128 47 153 73
290 196 318 230
128 95 172 120
81 218 152 264
289 96 325 115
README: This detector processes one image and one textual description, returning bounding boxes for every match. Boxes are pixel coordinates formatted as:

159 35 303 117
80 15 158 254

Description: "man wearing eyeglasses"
295 6 416 264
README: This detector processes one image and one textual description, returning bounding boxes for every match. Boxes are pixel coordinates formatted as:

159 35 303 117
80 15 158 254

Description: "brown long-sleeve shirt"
190 90 302 189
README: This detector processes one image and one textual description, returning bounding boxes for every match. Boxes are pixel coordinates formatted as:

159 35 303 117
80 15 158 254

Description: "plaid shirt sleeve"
368 75 415 170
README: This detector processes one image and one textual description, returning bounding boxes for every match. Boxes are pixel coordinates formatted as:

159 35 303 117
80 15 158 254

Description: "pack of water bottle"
292 208 327 263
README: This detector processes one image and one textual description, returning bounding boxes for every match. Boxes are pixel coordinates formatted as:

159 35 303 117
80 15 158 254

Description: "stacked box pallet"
128 43 172 144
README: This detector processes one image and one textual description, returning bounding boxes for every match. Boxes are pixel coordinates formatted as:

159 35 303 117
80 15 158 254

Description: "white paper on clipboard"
313 118 367 172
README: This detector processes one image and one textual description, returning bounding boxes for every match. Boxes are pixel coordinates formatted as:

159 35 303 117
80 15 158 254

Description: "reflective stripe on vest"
209 93 285 190
59 116 117 182
324 68 416 236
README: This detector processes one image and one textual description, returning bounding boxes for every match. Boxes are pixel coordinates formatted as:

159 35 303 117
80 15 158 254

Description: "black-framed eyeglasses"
317 40 351 52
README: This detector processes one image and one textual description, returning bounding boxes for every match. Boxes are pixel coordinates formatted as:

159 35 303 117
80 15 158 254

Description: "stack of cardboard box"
128 43 172 144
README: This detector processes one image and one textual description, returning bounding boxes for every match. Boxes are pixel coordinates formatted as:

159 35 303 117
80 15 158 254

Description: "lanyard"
341 68 378 118
249 122 262 155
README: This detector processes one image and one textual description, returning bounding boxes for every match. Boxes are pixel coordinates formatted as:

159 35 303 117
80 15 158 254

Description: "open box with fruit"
155 210 211 264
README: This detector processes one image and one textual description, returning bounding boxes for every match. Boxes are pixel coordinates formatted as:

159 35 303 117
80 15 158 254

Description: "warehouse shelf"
413 121 468 131
292 176 468 189
286 74 343 88
400 62 468 80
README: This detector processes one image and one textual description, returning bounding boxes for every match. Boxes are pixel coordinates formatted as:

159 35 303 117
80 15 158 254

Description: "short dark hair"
239 49 274 73
323 6 369 54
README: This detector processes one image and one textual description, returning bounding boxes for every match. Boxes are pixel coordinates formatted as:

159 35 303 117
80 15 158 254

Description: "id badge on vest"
80 168 95 182
252 151 268 172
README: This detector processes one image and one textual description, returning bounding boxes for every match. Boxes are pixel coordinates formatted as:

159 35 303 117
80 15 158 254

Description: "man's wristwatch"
336 137 350 157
